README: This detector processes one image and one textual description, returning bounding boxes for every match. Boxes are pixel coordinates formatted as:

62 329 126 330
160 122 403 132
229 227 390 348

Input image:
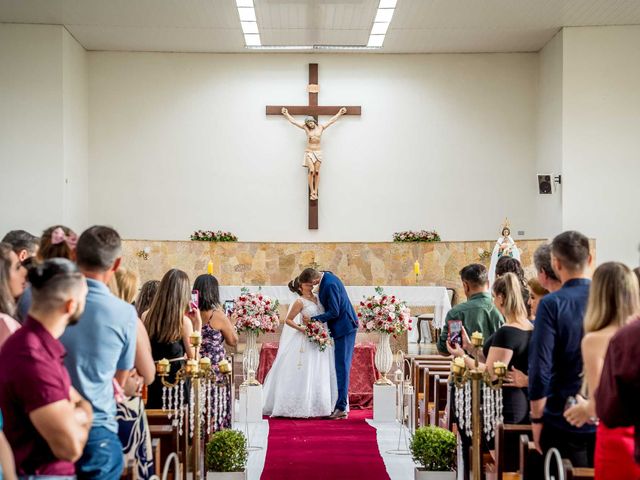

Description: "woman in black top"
448 272 533 424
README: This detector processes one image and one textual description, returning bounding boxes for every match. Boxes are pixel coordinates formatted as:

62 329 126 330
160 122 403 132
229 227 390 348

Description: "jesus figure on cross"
281 106 347 201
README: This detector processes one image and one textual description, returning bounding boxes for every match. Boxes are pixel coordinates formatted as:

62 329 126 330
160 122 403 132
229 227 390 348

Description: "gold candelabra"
156 331 233 480
450 332 507 480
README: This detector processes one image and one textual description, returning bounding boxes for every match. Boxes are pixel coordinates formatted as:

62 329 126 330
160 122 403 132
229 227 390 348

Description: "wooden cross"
266 63 361 230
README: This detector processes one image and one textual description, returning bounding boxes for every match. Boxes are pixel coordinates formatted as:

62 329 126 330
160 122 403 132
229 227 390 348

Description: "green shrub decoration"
410 426 457 471
206 430 248 472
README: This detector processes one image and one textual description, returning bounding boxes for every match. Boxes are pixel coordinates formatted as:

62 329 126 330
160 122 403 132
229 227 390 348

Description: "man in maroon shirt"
0 259 93 477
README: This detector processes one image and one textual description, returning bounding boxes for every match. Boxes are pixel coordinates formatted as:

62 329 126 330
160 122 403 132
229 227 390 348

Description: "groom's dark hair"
299 268 321 283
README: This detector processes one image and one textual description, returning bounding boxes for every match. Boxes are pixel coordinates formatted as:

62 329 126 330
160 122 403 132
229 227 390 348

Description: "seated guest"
0 258 93 477
0 410 17 480
135 280 159 319
495 256 531 316
144 269 202 409
1 230 39 264
0 243 27 347
16 225 78 323
437 263 503 355
596 312 640 470
448 273 533 425
61 226 137 480
564 263 640 479
527 278 549 320
193 274 238 430
529 231 595 467
533 243 562 293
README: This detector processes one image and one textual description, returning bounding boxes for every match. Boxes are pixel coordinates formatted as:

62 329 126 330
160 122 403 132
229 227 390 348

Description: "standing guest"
529 231 595 467
533 243 562 293
437 264 503 355
634 267 640 287
61 226 137 480
143 269 202 409
16 225 78 323
527 278 549 320
135 280 160 319
596 314 640 470
0 258 93 478
1 230 39 264
0 410 17 480
193 274 238 430
0 243 27 347
495 256 531 316
562 263 640 479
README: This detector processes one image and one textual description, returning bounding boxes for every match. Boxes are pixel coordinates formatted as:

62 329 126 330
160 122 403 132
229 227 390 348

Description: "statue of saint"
281 107 347 200
489 219 521 285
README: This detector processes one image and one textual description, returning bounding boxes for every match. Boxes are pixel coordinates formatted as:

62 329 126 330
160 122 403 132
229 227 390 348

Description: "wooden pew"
495 423 532 480
430 374 450 428
519 434 539 480
147 408 186 480
562 460 595 480
412 360 450 428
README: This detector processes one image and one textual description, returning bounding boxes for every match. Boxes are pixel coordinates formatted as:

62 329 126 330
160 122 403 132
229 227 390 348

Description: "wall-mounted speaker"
538 174 552 194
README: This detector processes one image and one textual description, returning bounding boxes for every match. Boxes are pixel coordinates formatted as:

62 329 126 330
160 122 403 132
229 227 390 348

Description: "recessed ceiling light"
374 8 394 23
238 7 257 22
244 34 261 46
367 34 385 48
247 45 314 51
241 21 259 34
371 22 390 35
378 0 397 8
236 0 253 7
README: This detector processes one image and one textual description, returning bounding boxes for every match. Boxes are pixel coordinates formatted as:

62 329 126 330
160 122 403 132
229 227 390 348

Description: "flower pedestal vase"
237 383 263 424
242 331 260 386
414 469 456 480
373 383 397 423
374 332 394 386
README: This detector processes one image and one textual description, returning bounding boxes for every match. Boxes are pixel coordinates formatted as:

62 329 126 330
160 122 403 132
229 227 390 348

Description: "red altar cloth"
256 342 378 409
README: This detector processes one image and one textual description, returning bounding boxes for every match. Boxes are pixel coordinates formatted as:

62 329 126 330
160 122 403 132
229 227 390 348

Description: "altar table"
256 342 378 409
219 285 452 328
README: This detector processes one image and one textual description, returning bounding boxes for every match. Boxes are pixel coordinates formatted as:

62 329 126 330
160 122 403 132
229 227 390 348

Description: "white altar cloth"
218 285 451 328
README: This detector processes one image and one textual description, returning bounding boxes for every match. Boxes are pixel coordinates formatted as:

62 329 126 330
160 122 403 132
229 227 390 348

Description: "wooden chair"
495 423 532 480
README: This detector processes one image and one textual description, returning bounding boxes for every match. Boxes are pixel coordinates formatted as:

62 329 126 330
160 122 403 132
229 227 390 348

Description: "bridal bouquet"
232 288 280 334
304 321 332 352
357 287 412 336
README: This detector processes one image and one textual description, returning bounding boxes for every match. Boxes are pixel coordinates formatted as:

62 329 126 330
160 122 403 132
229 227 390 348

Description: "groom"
299 268 359 419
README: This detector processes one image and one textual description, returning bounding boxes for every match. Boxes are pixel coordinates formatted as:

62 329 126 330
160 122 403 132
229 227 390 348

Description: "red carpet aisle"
260 410 390 480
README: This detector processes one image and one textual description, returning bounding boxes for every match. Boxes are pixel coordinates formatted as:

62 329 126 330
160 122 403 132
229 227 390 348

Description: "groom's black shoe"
328 409 348 420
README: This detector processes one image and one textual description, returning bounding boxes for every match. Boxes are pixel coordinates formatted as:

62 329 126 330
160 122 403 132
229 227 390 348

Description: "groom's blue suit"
311 271 359 411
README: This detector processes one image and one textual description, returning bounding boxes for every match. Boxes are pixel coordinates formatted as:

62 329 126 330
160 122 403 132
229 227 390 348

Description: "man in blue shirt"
61 226 137 480
528 230 595 467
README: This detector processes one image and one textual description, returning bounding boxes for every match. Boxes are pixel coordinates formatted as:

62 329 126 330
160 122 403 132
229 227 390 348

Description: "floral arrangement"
190 230 238 242
410 426 457 472
357 287 412 336
477 247 492 261
304 321 332 352
232 288 280 334
393 230 440 242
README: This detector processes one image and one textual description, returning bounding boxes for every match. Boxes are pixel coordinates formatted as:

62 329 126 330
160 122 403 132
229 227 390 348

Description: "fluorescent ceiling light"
379 0 397 7
244 34 261 46
236 0 254 6
374 8 394 23
371 22 390 35
367 35 385 47
238 7 256 22
247 45 314 51
241 21 259 34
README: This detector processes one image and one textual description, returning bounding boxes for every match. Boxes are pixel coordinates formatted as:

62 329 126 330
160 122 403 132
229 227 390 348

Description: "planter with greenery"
205 430 248 480
410 426 457 479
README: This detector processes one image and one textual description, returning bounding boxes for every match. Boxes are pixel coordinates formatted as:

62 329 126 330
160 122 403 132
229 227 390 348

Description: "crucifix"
266 63 362 230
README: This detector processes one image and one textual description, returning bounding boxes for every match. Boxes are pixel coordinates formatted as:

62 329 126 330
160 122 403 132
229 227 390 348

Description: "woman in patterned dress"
193 274 238 430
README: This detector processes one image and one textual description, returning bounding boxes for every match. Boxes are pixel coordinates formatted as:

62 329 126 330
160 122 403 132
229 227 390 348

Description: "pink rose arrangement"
393 230 440 242
190 230 238 242
304 321 332 352
232 288 280 334
357 287 412 336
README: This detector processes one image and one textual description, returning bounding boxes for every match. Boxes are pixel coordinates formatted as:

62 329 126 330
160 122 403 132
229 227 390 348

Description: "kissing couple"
262 268 359 419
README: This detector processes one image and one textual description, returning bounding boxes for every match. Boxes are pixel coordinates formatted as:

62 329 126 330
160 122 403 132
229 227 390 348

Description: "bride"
262 277 338 418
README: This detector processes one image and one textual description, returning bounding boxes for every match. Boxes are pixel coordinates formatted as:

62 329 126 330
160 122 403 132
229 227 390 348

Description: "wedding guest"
635 267 640 289
16 225 78 323
135 280 159 319
533 243 562 293
562 262 640 479
0 258 93 477
143 269 202 409
527 278 549 320
1 230 39 264
0 410 17 480
193 274 237 430
529 231 594 467
596 314 640 468
0 243 27 347
448 273 533 425
437 264 503 355
495 256 531 316
61 226 137 480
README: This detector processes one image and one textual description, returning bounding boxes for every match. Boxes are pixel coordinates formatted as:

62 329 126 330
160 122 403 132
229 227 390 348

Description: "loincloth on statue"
303 150 323 168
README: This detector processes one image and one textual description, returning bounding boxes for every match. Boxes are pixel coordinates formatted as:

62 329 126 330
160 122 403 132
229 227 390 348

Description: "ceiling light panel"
367 0 396 48
371 22 390 35
237 0 260 47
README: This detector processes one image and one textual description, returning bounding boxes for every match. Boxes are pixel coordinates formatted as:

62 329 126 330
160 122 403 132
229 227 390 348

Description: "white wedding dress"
262 297 338 418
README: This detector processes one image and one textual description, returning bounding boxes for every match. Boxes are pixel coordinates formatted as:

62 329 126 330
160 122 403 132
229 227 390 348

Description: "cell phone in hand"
189 290 199 313
224 300 235 316
448 320 463 347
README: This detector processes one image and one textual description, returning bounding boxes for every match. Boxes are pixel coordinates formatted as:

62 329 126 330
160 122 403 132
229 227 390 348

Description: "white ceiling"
2 0 640 53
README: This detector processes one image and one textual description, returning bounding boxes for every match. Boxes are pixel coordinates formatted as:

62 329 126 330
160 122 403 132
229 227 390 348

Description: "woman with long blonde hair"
143 269 202 409
564 262 640 479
